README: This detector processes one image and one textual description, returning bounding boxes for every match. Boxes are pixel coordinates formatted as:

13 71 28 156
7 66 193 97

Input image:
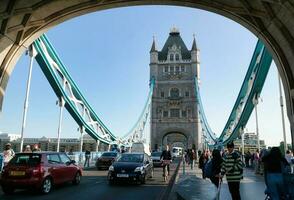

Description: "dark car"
107 153 153 185
96 152 119 170
0 152 82 194
151 151 162 167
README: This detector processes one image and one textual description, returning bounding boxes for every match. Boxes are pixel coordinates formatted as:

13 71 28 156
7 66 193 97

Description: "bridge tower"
150 28 202 151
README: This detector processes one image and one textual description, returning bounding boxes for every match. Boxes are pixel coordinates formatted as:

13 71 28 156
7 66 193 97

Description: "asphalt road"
0 161 178 200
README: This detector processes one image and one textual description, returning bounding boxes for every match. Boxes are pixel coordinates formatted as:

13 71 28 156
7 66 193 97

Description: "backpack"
204 159 213 178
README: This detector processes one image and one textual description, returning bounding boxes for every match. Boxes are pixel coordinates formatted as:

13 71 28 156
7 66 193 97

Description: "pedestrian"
210 149 223 188
23 145 32 153
3 143 15 166
190 149 196 170
221 142 243 200
160 145 172 176
244 151 251 168
84 149 91 167
199 150 209 179
32 144 41 152
254 149 260 174
285 150 293 173
262 147 290 200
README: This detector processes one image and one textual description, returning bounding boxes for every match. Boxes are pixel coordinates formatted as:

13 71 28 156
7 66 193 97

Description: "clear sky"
0 6 291 147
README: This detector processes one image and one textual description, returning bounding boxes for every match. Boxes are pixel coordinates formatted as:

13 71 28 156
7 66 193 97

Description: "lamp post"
252 94 260 151
20 45 35 153
277 74 287 155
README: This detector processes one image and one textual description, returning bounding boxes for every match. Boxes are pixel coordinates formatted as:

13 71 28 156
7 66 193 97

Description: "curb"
157 159 182 200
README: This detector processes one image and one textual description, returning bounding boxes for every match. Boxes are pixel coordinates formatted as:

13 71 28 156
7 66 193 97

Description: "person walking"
244 151 251 168
199 150 209 179
84 149 91 167
254 149 260 174
221 142 243 200
190 149 196 170
262 147 289 200
32 144 41 152
160 145 172 176
210 149 223 188
23 145 32 153
3 143 15 166
285 150 293 173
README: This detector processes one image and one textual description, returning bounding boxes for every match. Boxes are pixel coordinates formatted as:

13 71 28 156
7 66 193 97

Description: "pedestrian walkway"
172 161 266 200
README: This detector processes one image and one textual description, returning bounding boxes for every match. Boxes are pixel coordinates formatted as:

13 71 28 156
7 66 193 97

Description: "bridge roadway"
0 160 179 200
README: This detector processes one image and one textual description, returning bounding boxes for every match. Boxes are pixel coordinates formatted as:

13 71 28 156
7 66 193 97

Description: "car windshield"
9 154 41 166
102 152 117 157
117 154 143 163
151 152 162 157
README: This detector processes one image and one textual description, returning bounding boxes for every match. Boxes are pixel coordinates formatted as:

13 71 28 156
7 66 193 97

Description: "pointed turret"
150 36 158 64
150 36 157 52
191 34 197 51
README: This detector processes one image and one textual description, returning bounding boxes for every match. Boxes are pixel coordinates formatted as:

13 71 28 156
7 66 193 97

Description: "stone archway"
161 132 188 150
1 1 294 147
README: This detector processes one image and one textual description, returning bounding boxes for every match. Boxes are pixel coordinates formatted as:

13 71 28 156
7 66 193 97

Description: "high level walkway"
172 162 266 200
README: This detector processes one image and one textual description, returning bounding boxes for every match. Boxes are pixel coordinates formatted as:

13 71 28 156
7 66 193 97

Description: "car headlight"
134 166 144 173
109 165 114 171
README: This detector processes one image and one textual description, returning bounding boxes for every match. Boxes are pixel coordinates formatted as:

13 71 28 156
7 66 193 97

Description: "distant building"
234 132 266 153
0 133 108 152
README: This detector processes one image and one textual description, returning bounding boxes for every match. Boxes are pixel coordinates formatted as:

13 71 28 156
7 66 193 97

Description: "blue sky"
0 6 291 147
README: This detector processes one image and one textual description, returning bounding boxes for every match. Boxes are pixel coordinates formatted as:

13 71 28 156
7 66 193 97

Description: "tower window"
164 66 168 73
175 66 180 73
182 110 187 117
161 91 164 98
163 111 168 117
170 54 174 61
181 66 185 72
170 109 180 118
175 54 180 61
170 66 174 73
185 91 190 97
170 88 180 98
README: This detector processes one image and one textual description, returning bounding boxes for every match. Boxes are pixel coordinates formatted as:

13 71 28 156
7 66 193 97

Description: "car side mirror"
70 160 76 165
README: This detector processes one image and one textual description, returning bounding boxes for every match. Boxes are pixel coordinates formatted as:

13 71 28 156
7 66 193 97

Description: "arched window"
175 54 180 61
170 88 180 98
170 54 174 61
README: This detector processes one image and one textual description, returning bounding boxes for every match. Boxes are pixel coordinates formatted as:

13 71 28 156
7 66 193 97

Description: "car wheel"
40 177 52 194
72 172 81 185
2 186 14 195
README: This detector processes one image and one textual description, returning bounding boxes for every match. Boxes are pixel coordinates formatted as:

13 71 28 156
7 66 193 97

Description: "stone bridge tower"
150 28 202 151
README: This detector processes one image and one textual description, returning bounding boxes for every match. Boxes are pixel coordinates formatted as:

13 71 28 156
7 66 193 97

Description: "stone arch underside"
1 0 294 147
161 131 188 149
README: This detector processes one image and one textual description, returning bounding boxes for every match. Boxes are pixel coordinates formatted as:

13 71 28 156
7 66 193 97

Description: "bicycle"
162 160 171 182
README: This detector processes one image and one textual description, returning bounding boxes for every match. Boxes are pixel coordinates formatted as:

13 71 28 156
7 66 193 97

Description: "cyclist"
160 145 172 176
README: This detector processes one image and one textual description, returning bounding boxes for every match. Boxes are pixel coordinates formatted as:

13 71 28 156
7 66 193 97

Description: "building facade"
234 132 266 153
150 28 202 151
0 133 108 152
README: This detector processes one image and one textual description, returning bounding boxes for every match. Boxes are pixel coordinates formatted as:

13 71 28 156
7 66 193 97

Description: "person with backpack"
220 142 243 200
207 149 223 188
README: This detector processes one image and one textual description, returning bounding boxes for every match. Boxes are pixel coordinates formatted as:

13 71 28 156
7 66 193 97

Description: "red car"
0 152 82 194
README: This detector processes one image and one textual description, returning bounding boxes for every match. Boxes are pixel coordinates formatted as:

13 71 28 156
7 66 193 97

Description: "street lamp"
252 94 260 151
277 73 287 155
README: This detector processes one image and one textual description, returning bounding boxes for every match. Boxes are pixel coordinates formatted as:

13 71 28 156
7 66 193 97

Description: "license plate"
117 174 129 178
10 171 25 176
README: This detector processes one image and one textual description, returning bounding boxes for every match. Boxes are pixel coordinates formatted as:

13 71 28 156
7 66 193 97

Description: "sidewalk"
171 161 266 200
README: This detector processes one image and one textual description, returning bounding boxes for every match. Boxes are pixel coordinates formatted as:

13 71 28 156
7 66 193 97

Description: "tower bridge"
149 28 202 151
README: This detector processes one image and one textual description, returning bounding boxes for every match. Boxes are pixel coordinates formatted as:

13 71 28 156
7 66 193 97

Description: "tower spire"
150 36 157 52
191 34 197 51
